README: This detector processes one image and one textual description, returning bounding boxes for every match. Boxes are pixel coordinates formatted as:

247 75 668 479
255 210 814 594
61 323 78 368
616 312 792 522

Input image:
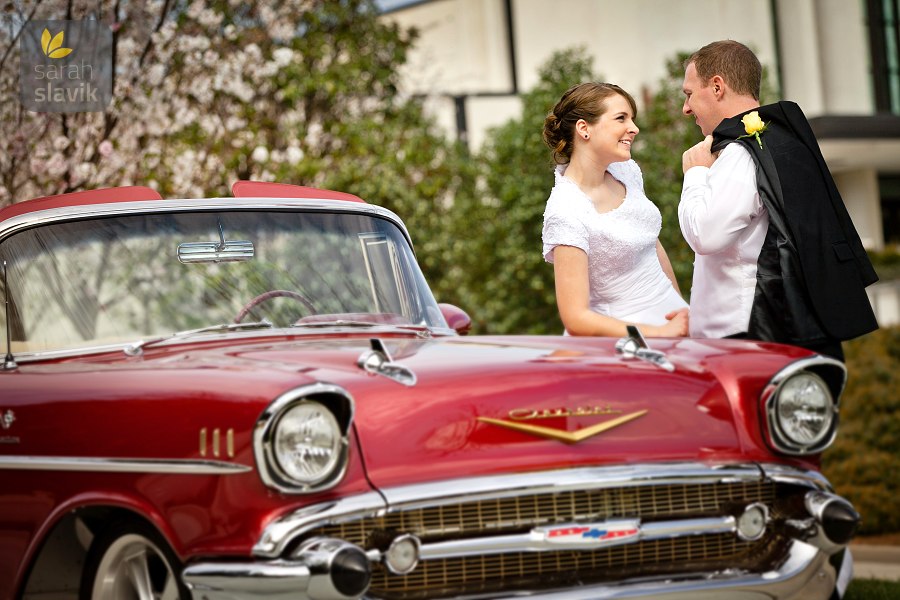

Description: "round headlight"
773 372 835 449
273 401 342 486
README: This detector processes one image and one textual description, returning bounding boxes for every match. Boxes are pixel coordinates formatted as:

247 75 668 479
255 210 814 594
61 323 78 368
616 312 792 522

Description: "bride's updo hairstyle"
542 82 638 164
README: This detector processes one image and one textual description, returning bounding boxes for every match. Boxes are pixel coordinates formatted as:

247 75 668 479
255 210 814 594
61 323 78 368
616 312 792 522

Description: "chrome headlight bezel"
254 383 354 493
761 357 845 455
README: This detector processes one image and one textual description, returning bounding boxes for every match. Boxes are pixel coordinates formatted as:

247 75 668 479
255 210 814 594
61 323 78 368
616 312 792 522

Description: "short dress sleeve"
608 159 644 193
542 193 589 263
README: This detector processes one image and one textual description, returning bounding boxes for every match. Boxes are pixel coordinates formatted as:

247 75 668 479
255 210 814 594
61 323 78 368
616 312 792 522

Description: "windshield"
0 209 446 353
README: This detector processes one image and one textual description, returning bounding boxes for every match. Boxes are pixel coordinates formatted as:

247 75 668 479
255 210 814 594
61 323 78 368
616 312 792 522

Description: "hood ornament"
357 338 417 386
615 325 675 372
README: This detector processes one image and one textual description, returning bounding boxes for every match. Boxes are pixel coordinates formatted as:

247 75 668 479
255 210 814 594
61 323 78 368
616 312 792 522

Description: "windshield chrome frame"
0 197 415 248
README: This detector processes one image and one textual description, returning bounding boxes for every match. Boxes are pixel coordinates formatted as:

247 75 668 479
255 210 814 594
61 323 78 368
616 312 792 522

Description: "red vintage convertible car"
1 182 858 600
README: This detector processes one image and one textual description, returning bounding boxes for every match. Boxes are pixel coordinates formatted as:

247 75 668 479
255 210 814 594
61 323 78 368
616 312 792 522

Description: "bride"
541 82 688 337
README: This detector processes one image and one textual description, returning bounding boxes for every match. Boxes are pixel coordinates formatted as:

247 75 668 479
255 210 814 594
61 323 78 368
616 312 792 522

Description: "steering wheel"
234 290 317 324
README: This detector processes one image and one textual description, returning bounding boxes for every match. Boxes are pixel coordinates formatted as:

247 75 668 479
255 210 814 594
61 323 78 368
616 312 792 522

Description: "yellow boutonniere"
737 110 768 149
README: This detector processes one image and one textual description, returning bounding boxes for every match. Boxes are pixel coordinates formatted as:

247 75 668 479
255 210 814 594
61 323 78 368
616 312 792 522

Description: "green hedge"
867 248 900 281
822 326 900 536
845 579 900 599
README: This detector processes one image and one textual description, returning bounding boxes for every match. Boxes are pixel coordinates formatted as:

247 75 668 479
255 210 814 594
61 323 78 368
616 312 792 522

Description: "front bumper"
184 540 851 600
182 463 858 600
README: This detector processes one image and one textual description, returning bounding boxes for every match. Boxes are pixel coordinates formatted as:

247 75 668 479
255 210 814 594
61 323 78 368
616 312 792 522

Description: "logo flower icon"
737 110 768 149
41 28 73 59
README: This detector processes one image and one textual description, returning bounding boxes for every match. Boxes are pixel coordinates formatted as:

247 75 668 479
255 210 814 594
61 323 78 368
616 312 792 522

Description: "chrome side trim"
418 516 736 560
0 455 251 474
253 462 828 559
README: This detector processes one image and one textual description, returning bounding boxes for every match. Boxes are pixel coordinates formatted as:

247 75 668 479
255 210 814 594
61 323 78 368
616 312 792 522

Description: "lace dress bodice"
541 160 686 325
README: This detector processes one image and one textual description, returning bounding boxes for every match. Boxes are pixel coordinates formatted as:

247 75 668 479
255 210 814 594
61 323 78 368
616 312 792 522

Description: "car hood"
217 332 809 488
11 332 809 488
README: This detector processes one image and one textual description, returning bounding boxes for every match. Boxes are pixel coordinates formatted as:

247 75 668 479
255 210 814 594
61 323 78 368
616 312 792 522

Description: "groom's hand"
682 135 715 173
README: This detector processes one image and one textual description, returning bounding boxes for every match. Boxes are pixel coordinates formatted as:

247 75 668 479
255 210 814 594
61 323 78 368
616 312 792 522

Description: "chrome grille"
373 533 781 597
306 480 781 599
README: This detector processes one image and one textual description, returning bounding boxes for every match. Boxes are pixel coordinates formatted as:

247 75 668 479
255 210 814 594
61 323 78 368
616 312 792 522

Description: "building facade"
382 0 900 324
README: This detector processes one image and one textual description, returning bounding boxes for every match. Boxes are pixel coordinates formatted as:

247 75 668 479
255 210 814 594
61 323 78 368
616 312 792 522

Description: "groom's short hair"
687 40 761 100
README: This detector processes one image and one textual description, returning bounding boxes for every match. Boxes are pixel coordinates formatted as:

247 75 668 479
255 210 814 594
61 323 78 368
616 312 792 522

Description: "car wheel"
80 520 187 600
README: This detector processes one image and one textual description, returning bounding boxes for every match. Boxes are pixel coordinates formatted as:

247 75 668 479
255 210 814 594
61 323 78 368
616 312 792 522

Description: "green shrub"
868 247 900 281
845 578 900 599
822 326 900 536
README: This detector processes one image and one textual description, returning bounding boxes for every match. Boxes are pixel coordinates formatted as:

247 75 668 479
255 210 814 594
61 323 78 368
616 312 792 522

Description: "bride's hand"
657 308 689 337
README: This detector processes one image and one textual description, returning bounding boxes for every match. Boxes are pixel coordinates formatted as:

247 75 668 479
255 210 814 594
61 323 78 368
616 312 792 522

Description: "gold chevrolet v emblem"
477 410 648 444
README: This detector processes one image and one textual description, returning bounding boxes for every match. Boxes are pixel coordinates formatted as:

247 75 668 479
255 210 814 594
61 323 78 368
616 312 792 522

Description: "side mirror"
438 303 472 336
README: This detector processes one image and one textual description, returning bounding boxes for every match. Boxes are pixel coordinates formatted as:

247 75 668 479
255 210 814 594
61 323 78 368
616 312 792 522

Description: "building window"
881 176 900 245
867 0 900 113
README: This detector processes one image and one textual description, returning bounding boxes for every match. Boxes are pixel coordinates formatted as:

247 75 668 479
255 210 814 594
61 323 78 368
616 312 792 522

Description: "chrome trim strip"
6 325 449 364
0 198 413 247
253 462 828 559
767 355 848 396
418 516 736 560
0 456 251 474
756 463 831 488
640 516 737 540
515 539 833 600
836 548 853 597
253 383 355 495
254 491 387 557
4 340 145 363
379 462 770 509
183 561 313 600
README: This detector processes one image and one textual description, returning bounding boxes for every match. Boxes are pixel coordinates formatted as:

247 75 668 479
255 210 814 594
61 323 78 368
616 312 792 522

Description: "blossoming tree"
0 0 472 218
0 0 477 330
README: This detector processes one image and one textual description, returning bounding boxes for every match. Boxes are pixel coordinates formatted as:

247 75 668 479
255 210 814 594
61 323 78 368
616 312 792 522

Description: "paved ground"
851 544 900 580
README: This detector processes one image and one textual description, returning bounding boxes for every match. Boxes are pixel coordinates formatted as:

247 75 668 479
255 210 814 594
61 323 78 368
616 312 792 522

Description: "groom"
678 40 878 360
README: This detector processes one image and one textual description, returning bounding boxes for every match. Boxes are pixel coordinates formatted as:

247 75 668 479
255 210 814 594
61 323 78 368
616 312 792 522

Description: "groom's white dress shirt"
679 143 769 338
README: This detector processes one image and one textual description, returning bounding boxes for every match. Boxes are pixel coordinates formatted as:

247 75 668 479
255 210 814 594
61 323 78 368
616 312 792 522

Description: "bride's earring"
584 134 590 140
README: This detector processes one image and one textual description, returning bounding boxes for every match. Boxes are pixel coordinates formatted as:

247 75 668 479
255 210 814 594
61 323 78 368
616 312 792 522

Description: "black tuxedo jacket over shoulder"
711 101 878 345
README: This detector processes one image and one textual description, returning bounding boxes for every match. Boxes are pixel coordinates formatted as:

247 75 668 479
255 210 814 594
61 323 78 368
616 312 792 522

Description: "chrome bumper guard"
182 463 857 600
183 538 371 600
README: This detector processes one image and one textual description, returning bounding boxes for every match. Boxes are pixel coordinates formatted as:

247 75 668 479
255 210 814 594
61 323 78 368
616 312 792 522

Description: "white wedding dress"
542 160 687 328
